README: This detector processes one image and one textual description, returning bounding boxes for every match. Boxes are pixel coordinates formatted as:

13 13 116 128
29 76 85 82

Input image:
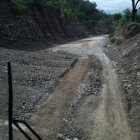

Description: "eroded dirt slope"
0 0 91 50
105 29 140 139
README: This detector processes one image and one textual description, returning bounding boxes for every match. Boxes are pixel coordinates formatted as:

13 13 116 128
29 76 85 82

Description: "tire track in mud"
15 58 90 140
52 36 135 140
16 36 135 140
91 47 135 140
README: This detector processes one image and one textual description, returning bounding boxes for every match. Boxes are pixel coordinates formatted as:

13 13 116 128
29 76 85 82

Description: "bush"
104 18 112 25
108 33 114 39
113 8 140 27
85 19 96 29
64 8 75 18
113 13 122 21
135 14 140 23
13 0 29 14
123 8 132 22
108 33 115 43
110 38 116 43
13 3 29 14
119 17 127 26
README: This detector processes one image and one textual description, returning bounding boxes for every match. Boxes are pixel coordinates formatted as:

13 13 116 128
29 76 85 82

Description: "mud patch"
58 56 102 140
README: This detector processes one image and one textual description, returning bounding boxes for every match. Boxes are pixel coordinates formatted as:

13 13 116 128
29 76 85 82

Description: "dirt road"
18 36 135 140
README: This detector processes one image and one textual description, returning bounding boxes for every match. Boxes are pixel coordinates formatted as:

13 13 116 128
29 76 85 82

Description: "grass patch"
108 33 114 39
108 33 115 43
12 0 30 15
110 38 116 43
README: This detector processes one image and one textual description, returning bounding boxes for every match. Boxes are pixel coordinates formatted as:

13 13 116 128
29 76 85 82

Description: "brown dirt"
55 36 135 140
14 36 136 140
89 56 134 140
16 58 90 140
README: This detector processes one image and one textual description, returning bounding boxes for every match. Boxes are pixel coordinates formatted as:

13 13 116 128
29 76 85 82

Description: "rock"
57 133 63 138
137 72 140 76
115 38 122 45
123 84 127 88
63 118 68 122
128 85 132 88
73 138 79 140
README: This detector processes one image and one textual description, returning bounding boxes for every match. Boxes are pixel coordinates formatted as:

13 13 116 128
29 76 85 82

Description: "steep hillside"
0 0 112 50
105 22 140 139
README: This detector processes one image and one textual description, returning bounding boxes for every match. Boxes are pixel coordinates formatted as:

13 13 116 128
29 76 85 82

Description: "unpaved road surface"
16 36 135 140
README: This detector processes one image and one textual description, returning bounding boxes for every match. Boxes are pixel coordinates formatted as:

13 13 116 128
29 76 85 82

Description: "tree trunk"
132 9 137 22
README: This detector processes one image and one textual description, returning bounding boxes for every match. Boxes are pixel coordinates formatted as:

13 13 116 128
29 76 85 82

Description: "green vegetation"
12 0 113 31
113 13 122 21
110 38 116 43
108 33 115 43
108 33 114 39
132 0 140 22
113 8 140 26
12 0 30 14
123 8 132 22
85 20 96 29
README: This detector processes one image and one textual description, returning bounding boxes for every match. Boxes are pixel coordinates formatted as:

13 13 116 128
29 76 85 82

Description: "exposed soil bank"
0 1 114 51
105 33 140 139
0 0 91 51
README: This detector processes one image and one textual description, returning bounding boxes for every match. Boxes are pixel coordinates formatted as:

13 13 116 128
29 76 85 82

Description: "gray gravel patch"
0 47 77 120
57 56 102 140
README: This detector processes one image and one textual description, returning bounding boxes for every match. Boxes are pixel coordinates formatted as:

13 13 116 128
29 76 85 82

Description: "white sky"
90 0 132 14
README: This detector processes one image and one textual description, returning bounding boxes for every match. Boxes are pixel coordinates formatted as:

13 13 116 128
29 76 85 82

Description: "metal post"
7 62 43 140
8 62 13 140
13 119 43 140
13 122 32 140
23 120 42 140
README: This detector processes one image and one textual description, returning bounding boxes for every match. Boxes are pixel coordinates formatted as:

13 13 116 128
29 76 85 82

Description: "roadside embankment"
105 22 140 139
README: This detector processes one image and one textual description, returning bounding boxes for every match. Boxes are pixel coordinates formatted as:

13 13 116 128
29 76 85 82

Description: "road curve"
51 36 135 140
16 36 135 140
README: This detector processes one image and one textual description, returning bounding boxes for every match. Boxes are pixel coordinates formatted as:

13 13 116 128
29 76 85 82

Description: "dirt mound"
115 22 140 44
115 22 140 45
123 22 140 39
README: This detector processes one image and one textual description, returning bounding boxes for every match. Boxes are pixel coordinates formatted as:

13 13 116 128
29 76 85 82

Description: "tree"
123 8 132 21
113 13 122 21
132 0 140 21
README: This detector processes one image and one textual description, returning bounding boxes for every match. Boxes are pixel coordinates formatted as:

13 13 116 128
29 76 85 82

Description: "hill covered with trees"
0 0 113 50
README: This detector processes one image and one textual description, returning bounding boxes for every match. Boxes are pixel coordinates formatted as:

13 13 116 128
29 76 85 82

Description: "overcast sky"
90 0 132 14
